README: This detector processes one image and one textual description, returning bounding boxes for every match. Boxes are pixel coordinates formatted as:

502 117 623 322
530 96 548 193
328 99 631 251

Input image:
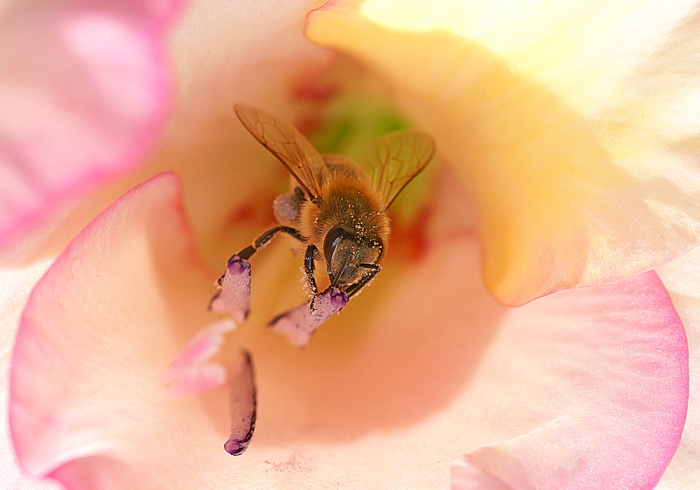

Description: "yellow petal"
306 0 700 304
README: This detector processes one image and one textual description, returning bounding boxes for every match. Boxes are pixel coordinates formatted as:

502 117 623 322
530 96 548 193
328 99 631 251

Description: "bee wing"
234 104 326 200
359 130 436 210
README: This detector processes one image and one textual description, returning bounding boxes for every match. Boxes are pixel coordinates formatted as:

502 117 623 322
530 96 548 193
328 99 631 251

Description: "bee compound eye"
323 226 347 264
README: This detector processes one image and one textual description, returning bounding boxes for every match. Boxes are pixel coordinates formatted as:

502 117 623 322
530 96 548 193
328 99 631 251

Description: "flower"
1 0 698 488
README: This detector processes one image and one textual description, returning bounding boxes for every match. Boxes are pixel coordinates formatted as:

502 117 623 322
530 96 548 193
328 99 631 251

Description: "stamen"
268 288 348 348
224 351 256 456
209 255 251 323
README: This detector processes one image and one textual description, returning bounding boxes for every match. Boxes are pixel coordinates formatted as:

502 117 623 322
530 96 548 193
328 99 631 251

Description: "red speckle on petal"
288 59 341 105
291 82 340 104
223 194 277 230
389 205 432 262
290 77 340 105
294 116 323 138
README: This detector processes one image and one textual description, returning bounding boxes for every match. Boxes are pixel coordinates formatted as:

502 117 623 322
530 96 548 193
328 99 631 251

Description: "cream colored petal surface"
307 0 700 305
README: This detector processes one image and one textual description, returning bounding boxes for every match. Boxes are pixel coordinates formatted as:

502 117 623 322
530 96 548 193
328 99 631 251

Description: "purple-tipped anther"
269 287 349 348
209 255 251 323
224 351 256 456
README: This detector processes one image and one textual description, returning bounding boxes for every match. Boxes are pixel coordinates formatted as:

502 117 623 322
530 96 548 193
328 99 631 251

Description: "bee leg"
345 264 381 298
304 244 320 297
238 226 305 260
294 186 307 202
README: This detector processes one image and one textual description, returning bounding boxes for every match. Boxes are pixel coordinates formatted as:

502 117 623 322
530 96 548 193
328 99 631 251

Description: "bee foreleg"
238 226 305 260
304 244 320 298
345 264 381 298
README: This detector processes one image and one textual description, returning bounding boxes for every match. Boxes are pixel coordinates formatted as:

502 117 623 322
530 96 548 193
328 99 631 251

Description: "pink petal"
657 248 700 489
9 184 688 490
0 0 182 248
452 459 512 490
9 173 220 482
0 264 62 490
451 271 688 489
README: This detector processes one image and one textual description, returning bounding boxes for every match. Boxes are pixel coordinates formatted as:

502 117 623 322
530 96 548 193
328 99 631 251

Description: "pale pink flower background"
1 0 699 488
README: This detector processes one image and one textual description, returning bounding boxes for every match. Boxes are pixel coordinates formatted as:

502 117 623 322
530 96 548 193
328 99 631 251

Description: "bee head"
323 225 383 289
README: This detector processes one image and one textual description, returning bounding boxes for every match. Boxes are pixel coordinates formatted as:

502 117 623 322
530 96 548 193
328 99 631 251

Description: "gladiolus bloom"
2 0 699 489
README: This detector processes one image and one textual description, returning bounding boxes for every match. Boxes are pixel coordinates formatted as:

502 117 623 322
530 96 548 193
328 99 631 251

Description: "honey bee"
233 104 435 305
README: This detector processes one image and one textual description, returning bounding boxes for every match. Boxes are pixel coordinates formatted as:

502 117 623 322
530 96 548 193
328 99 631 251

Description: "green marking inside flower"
310 100 436 225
